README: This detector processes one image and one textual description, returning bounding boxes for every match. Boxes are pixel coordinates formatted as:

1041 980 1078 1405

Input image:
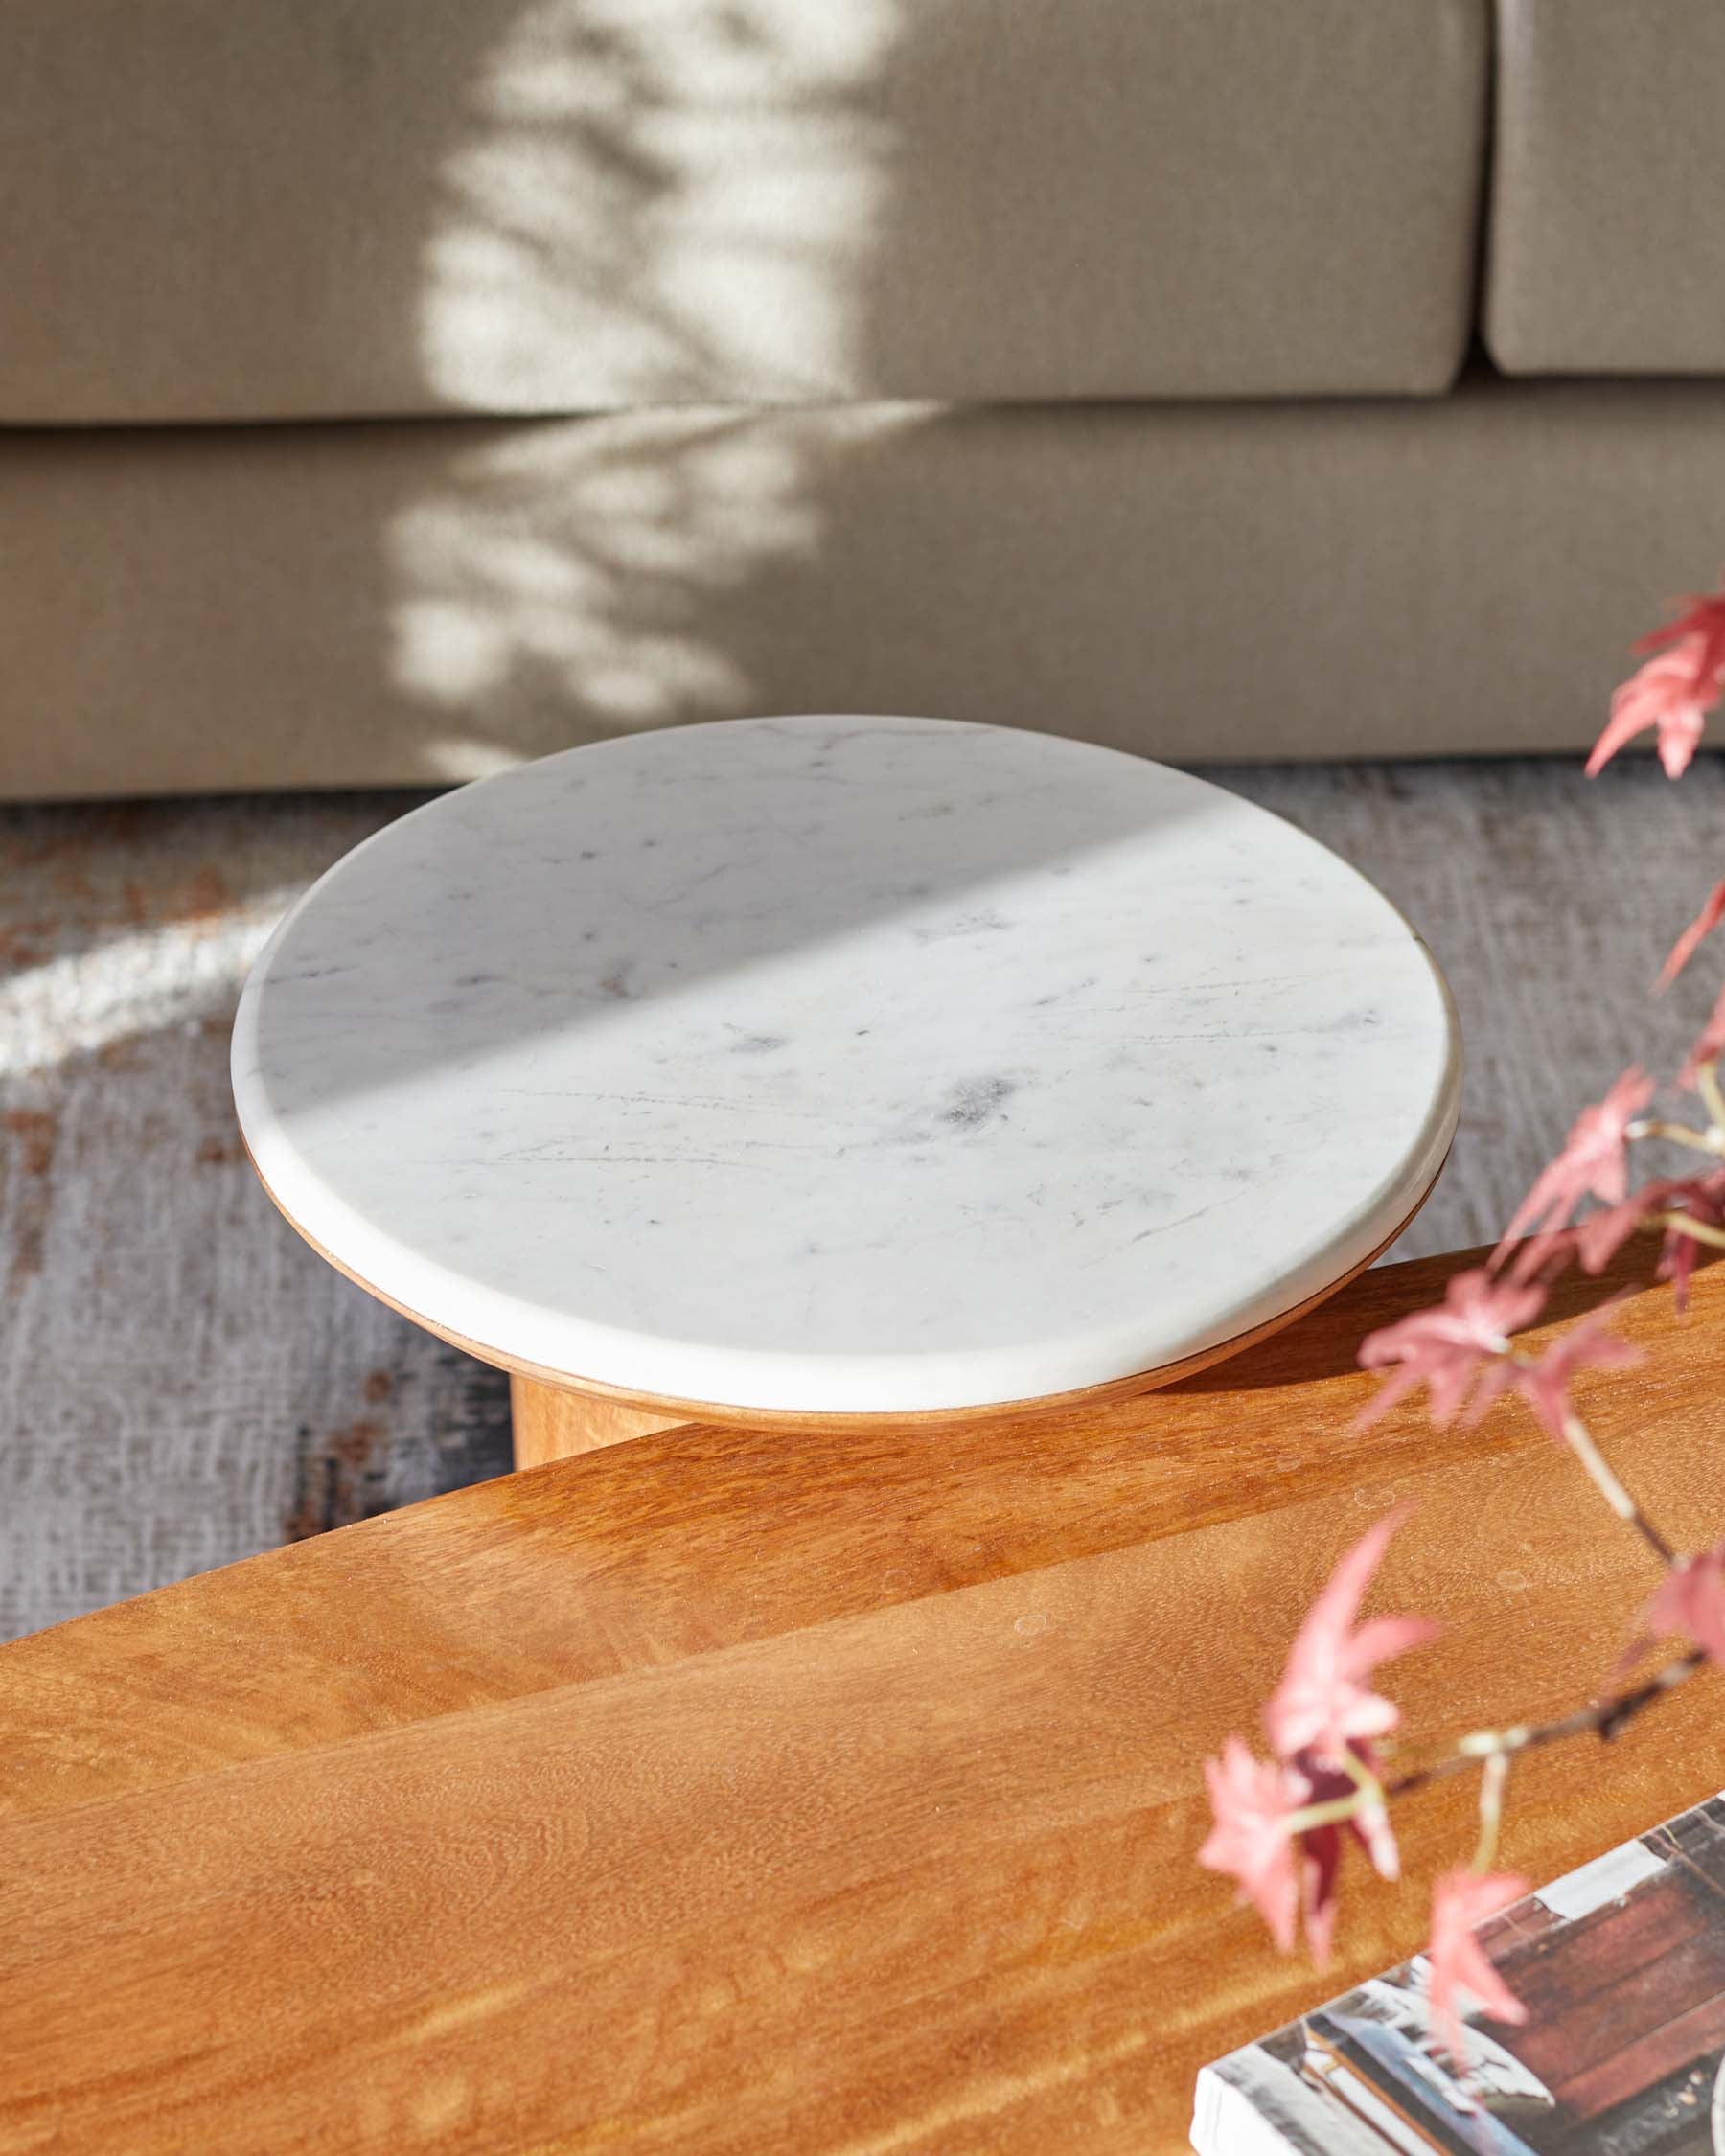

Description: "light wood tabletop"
5 1242 1723 2153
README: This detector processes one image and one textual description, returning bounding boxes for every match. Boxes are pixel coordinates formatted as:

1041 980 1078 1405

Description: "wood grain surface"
5 1241 1724 2153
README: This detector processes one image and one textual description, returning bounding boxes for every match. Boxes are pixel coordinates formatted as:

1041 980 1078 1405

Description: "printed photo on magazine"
1194 1793 1725 2156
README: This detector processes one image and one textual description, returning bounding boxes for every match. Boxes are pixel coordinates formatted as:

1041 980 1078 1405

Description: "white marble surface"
233 717 1460 1413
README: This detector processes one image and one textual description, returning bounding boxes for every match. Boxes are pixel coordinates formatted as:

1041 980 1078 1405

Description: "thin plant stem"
1651 1211 1725 1254
1283 1794 1369 1836
1384 1648 1707 1802
1628 1117 1725 1156
1697 1060 1725 1135
1274 1652 1707 1846
1558 1410 1675 1565
1339 1744 1387 1809
1471 1752 1509 1873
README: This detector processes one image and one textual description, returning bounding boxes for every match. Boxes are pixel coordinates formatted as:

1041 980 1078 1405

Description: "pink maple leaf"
1661 1222 1707 1311
1357 1270 1544 1428
1264 1510 1438 1765
1658 877 1725 990
1644 1544 1725 1664
1587 638 1715 780
1293 1755 1405 1968
1427 1869 1529 2069
1493 1069 1655 1266
1513 1304 1642 1439
1200 1739 1401 1967
1658 1170 1725 1309
1571 1183 1671 1273
1680 978 1725 1086
1634 577 1725 691
1198 1737 1306 1953
1513 1178 1681 1286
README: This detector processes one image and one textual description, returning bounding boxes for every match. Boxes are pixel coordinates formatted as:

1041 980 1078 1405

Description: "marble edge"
232 946 1461 1416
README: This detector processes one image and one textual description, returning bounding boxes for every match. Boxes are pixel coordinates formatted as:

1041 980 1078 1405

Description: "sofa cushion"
1488 0 1725 374
0 0 1487 422
0 377 1717 797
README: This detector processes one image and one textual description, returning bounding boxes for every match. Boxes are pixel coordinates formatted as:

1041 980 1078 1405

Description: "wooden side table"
4 1243 1719 2152
232 715 1459 1464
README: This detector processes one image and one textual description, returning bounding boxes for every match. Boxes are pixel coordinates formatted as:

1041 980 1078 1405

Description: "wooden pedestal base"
509 1375 687 1468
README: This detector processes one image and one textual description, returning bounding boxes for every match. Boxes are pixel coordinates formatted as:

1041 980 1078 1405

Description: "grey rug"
5 754 1722 1641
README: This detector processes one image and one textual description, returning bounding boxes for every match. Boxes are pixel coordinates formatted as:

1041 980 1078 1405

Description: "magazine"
1194 1793 1725 2155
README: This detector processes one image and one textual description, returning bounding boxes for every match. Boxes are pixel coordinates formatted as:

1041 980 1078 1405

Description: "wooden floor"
4 1242 1724 2151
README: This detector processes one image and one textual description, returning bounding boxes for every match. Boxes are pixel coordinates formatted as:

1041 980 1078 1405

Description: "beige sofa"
3 0 1720 798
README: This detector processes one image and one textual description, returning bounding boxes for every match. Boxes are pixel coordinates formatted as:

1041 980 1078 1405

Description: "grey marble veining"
233 717 1460 1411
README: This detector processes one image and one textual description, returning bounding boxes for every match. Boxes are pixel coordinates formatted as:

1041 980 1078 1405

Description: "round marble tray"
233 717 1460 1417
